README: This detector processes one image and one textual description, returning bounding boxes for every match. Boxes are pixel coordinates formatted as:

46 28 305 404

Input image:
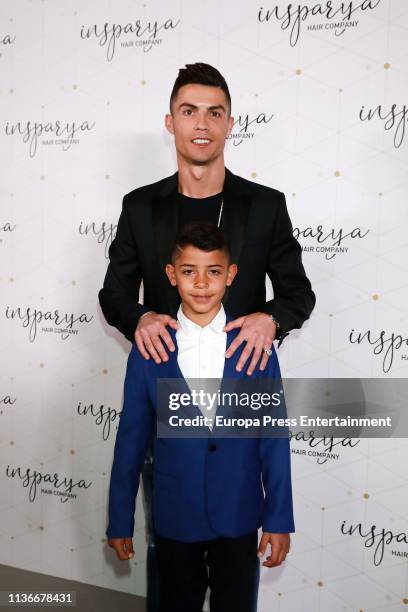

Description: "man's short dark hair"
171 222 231 262
169 62 231 116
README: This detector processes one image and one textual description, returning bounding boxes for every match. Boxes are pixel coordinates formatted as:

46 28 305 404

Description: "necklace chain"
217 198 223 228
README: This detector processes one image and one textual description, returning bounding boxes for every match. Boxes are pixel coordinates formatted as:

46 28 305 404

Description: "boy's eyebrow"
177 102 226 113
179 263 224 268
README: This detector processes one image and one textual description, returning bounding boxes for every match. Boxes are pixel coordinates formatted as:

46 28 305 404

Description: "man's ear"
165 263 177 286
165 113 174 135
226 114 234 138
226 263 238 286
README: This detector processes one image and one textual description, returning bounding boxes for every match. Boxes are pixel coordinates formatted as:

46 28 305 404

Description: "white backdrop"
0 1 407 610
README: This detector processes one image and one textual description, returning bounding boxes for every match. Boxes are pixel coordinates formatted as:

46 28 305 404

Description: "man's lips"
191 138 212 147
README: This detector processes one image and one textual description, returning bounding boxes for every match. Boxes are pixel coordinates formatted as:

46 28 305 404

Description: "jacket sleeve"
259 347 295 533
98 194 151 342
259 191 316 347
106 345 155 538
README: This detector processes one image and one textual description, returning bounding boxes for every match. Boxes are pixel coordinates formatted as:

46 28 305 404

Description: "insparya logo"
5 305 94 343
340 520 408 566
349 328 408 374
80 17 181 62
78 221 117 259
293 224 370 260
5 464 92 503
77 401 121 441
290 430 360 464
4 120 96 158
227 112 274 146
359 104 408 149
257 0 382 47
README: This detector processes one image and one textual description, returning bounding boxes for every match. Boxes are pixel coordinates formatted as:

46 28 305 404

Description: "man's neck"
177 156 225 198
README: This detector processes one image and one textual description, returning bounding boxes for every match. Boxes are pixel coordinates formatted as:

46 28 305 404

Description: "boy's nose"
194 275 209 287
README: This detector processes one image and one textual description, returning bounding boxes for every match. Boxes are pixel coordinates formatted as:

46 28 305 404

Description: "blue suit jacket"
106 314 295 542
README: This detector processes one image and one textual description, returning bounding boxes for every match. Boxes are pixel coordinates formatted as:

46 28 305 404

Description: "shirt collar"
177 303 226 335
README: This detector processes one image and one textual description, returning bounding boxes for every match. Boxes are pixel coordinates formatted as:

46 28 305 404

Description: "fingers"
262 543 281 568
257 533 269 559
124 537 134 560
259 349 270 371
258 534 290 568
246 341 264 376
225 318 273 375
108 538 134 561
135 329 150 360
158 325 176 353
225 332 246 359
262 544 289 568
140 328 166 363
235 339 255 372
257 336 273 372
223 316 245 333
136 314 177 363
238 335 273 375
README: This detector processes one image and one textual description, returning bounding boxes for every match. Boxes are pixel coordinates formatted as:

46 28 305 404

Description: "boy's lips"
190 294 213 301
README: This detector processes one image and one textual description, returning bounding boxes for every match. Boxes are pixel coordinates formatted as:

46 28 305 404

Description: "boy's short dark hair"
169 62 231 116
171 222 231 263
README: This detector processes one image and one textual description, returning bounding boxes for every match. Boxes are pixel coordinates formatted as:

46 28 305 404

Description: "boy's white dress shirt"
176 304 227 428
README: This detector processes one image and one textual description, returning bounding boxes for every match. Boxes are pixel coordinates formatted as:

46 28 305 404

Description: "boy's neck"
180 302 222 328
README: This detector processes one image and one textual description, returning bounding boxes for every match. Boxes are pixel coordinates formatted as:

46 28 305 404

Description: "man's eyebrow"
177 102 226 113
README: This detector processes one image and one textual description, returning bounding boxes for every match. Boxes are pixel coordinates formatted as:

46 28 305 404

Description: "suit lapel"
151 172 180 315
221 168 252 272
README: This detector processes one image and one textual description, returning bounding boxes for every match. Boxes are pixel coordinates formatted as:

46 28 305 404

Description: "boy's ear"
165 263 177 286
226 263 238 286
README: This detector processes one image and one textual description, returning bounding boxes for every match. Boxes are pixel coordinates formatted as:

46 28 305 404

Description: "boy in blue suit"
107 222 295 612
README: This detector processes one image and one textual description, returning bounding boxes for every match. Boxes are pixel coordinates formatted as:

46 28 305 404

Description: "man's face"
165 245 237 318
165 84 234 165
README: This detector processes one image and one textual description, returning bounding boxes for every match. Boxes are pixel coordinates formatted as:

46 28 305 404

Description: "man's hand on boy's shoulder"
133 309 279 375
223 312 278 375
108 537 135 561
257 532 290 568
134 311 179 364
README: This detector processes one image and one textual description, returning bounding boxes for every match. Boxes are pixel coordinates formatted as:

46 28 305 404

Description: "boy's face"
165 245 237 318
165 83 234 166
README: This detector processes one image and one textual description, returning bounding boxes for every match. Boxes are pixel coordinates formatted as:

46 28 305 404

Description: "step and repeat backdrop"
0 0 407 610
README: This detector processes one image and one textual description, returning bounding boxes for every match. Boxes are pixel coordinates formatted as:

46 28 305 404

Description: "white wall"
0 1 407 609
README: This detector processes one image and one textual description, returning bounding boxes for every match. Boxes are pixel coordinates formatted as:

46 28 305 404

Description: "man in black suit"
99 63 315 373
99 62 315 610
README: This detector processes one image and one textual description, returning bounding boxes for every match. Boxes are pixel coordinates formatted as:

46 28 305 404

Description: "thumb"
223 316 245 332
257 533 269 558
124 537 134 559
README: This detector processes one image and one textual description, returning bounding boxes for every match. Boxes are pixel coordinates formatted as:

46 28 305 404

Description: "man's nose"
194 111 209 131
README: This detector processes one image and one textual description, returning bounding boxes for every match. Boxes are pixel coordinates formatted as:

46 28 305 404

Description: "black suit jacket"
98 167 316 346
